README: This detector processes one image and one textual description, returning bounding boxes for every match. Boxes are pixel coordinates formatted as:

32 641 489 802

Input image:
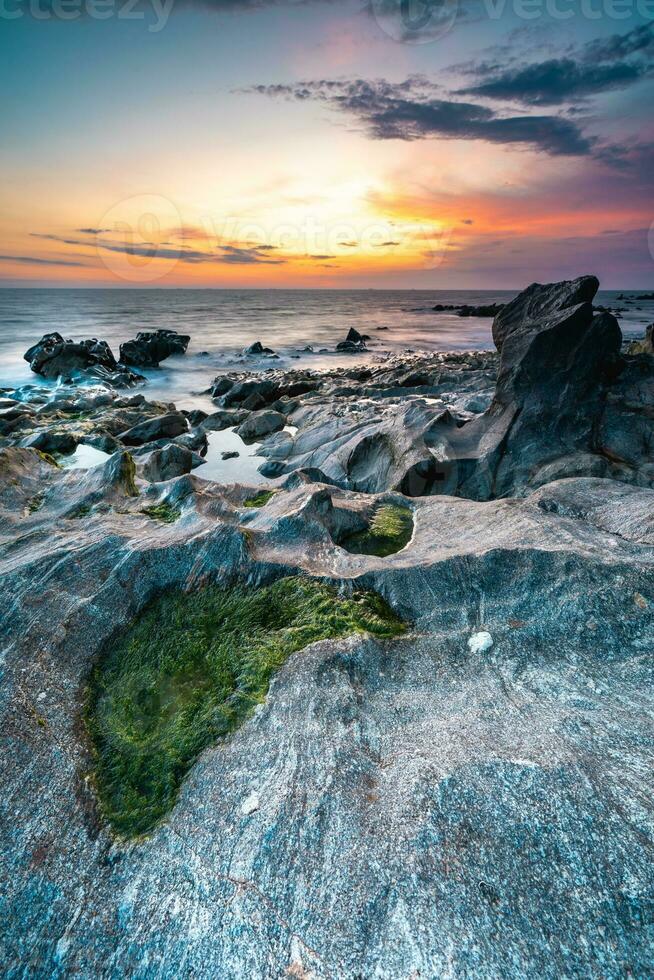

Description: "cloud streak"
458 25 654 106
247 77 594 156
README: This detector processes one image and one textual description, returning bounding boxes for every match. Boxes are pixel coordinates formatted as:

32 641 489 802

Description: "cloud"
458 25 654 106
76 227 109 235
248 77 593 156
0 254 88 267
459 58 644 106
30 232 284 265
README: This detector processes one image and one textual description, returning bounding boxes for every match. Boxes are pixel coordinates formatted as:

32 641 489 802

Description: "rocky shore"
1 277 653 977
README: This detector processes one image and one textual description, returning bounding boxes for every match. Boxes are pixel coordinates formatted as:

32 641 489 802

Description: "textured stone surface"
0 453 653 977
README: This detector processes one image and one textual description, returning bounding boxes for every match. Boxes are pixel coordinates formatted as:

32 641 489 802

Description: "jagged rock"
491 275 599 352
210 377 234 399
236 410 286 442
119 412 189 446
244 341 275 355
119 329 190 368
23 332 142 387
337 327 368 352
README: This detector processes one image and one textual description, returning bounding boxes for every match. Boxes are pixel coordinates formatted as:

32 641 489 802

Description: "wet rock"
119 412 189 447
221 379 277 408
243 341 275 355
23 333 142 387
22 429 78 455
140 444 203 482
210 377 234 399
119 329 190 368
236 410 286 442
433 302 505 318
202 409 248 431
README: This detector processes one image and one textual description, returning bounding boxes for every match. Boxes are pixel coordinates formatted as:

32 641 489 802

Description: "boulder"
492 275 599 352
24 333 117 380
119 330 190 368
221 379 277 408
236 410 286 442
202 409 249 431
140 444 202 482
119 412 189 447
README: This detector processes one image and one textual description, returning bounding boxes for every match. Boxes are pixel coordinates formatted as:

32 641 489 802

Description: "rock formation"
119 329 190 367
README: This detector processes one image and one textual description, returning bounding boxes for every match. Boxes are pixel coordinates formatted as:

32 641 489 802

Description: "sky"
1 0 653 288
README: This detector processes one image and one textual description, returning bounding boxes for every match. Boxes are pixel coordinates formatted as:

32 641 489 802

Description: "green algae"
85 576 404 838
243 489 275 508
141 503 181 524
340 503 414 557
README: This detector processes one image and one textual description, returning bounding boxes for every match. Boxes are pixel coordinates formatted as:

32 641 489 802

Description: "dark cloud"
0 254 88 267
459 58 644 106
458 25 654 106
76 227 109 235
30 233 284 265
373 240 400 246
249 77 593 156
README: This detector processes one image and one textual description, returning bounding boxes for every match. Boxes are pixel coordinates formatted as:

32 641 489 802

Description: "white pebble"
467 631 493 654
241 792 260 816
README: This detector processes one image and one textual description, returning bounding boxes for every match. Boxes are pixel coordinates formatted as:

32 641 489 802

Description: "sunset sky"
1 0 653 288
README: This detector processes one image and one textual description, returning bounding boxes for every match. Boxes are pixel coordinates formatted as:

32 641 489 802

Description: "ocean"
1 288 651 408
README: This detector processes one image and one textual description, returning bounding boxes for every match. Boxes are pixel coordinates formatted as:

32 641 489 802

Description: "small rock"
241 792 260 816
467 631 493 654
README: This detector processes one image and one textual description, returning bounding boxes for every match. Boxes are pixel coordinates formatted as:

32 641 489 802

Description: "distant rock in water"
119 329 190 368
243 341 275 356
23 332 142 387
433 302 505 318
337 327 368 352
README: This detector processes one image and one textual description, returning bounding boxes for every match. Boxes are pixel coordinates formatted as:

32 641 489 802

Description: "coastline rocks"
119 329 190 368
119 412 189 447
433 303 505 318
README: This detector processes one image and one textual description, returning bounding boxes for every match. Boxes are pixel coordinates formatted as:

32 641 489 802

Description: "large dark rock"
119 412 189 447
119 330 190 368
447 283 624 498
492 275 599 352
236 409 286 442
337 327 368 353
24 333 116 379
